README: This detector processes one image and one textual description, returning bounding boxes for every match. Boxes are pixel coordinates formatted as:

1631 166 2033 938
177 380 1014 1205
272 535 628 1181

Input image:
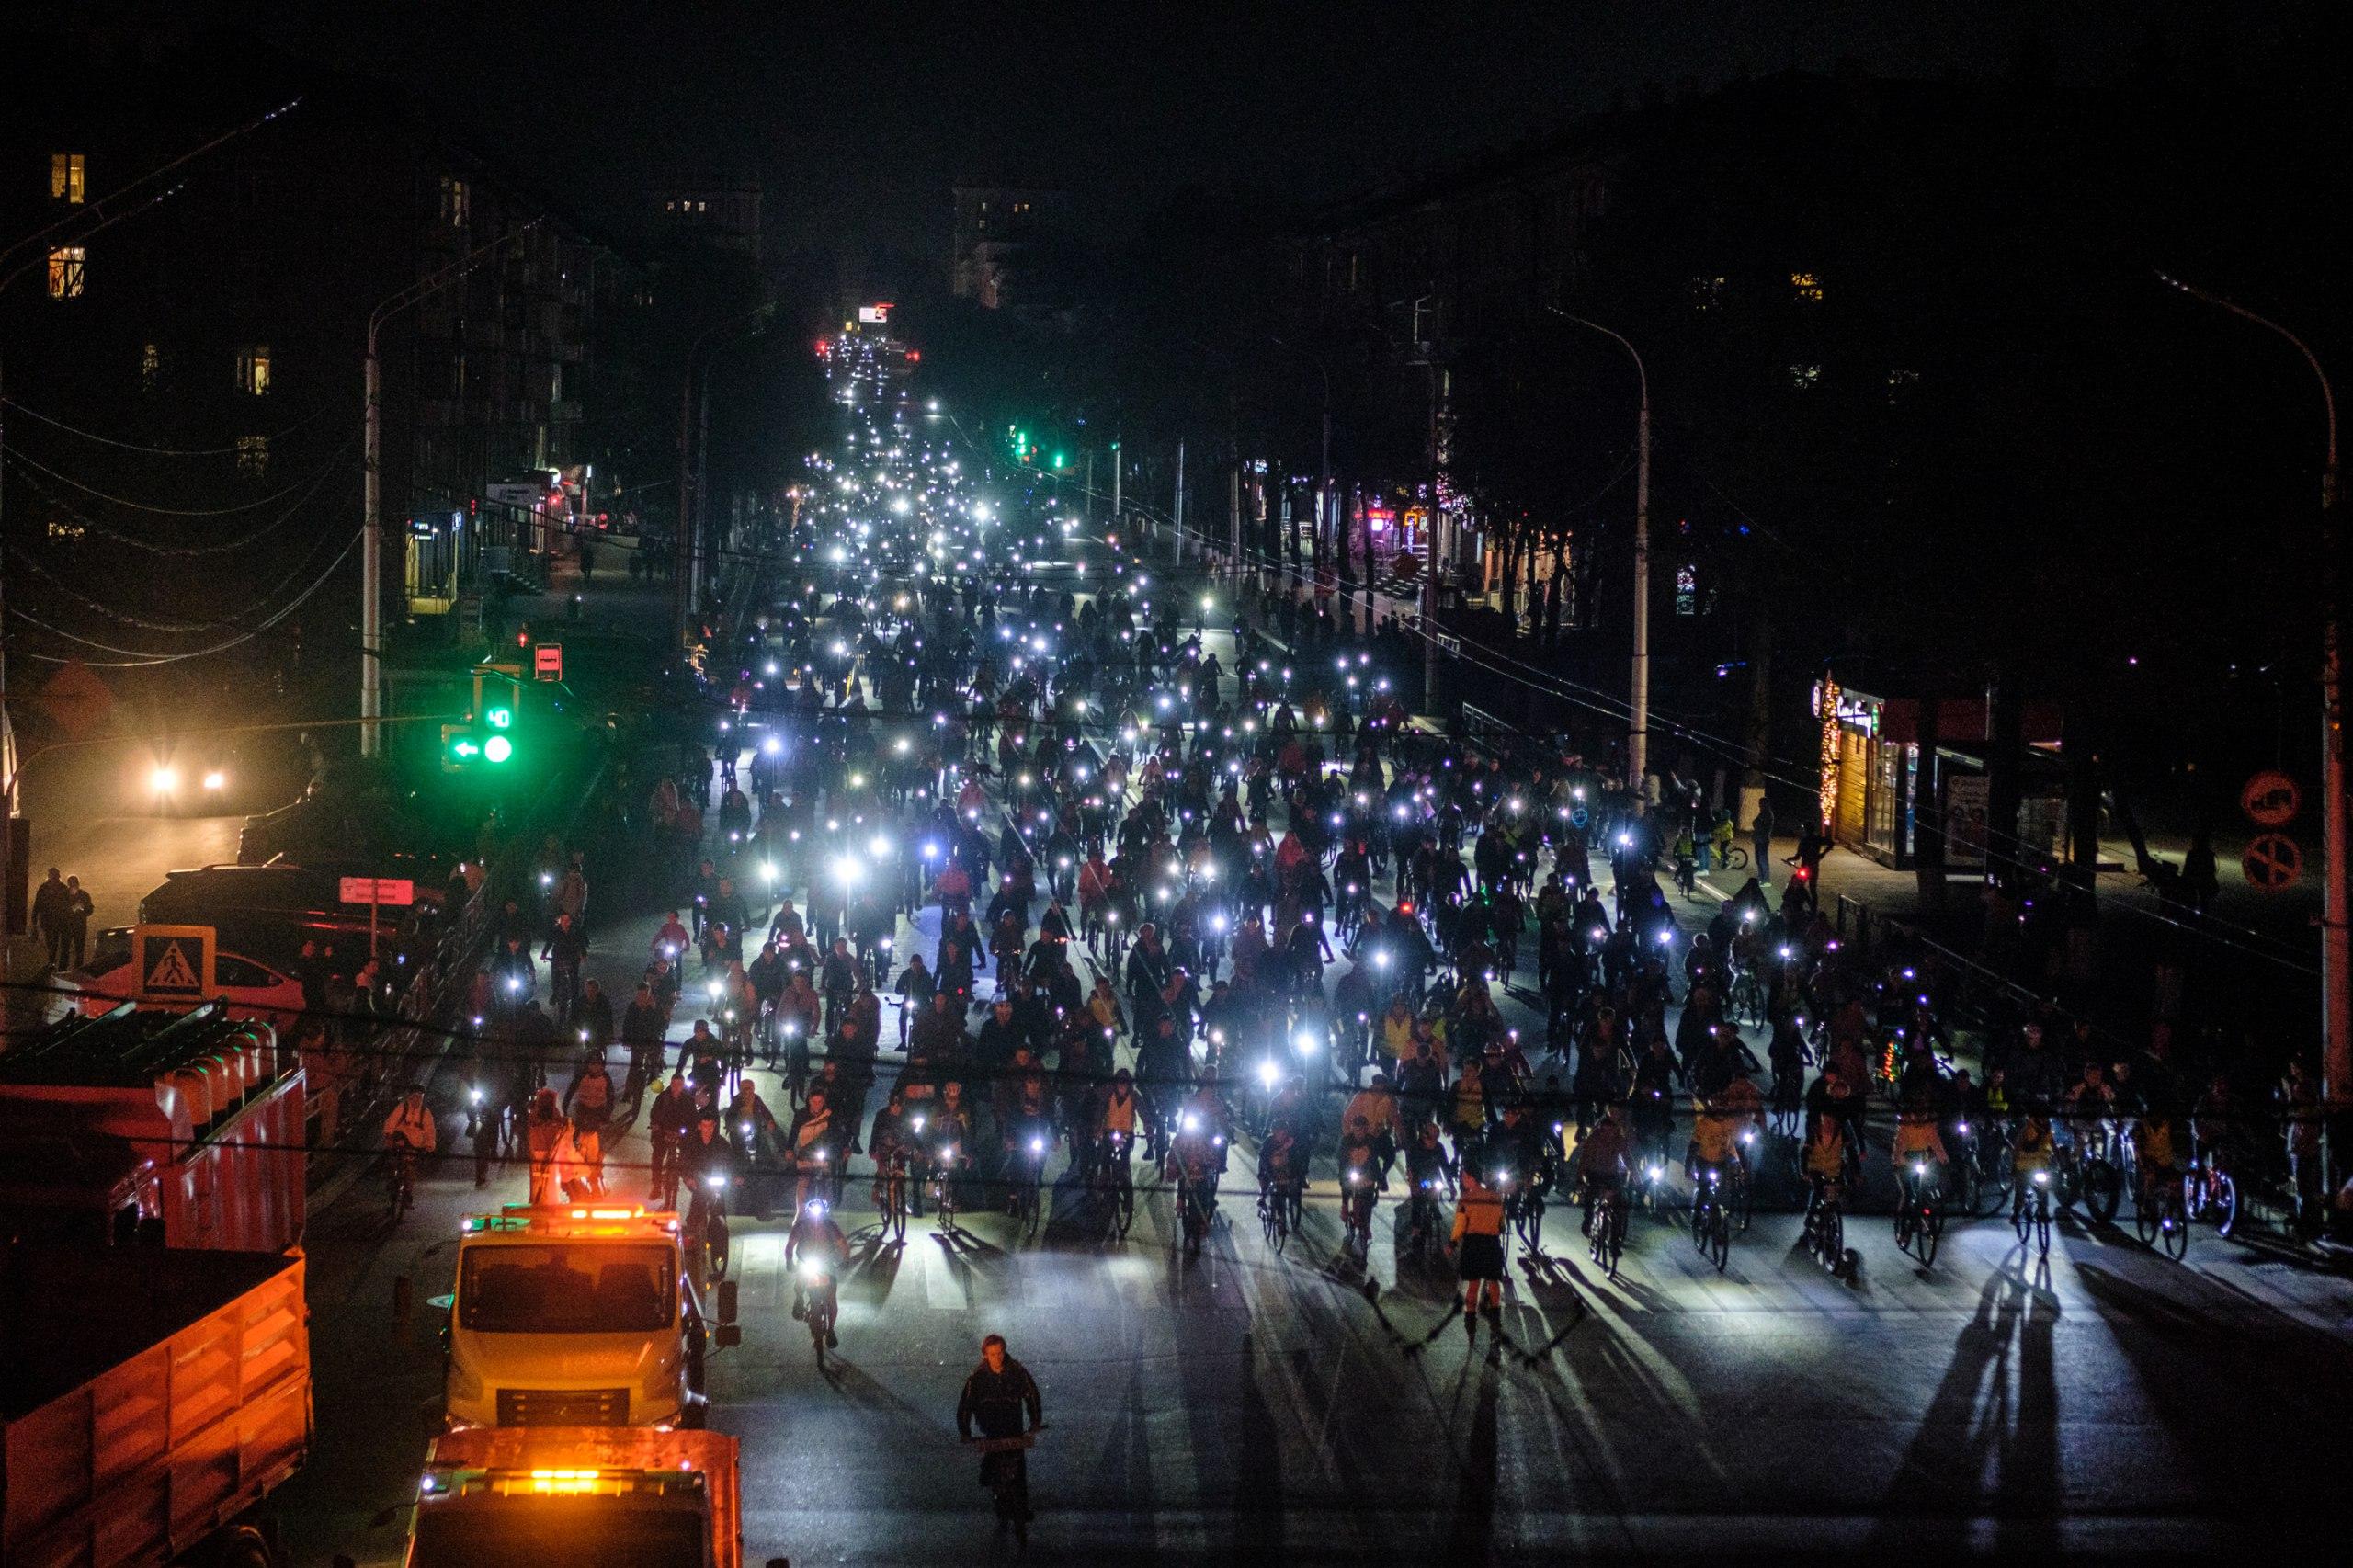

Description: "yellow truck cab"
405 1426 776 1568
442 1205 736 1432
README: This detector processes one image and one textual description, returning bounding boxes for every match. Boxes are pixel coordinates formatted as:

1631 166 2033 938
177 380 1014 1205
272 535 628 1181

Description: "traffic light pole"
363 224 538 757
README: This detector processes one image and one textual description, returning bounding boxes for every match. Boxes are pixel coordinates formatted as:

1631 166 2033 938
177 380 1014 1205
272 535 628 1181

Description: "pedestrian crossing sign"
133 924 216 1003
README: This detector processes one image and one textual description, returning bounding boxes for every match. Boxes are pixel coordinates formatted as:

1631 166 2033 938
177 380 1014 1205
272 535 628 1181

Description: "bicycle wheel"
2086 1160 2122 1225
1705 1207 1730 1272
2034 1204 2052 1260
1824 1205 1844 1269
1919 1206 1942 1269
2160 1197 2189 1260
2212 1172 2238 1237
1114 1179 1135 1241
2133 1187 2159 1245
1690 1199 1712 1258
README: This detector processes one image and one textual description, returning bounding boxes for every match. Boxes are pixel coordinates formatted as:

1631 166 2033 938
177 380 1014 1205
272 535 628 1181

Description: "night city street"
6 6 2353 1568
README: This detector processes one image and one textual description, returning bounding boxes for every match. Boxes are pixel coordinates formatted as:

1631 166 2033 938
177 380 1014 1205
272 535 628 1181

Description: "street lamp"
2161 269 2343 1197
1549 305 1651 808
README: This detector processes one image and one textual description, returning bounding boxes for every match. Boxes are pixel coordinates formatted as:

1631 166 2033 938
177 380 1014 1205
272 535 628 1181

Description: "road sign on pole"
133 925 216 1004
2241 770 2302 827
2243 833 2302 891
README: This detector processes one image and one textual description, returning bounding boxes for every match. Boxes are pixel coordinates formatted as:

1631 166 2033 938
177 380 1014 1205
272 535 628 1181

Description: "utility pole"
365 223 537 757
1110 438 1121 537
1171 440 1185 567
2161 272 2344 1203
1228 462 1241 585
674 301 778 649
1549 306 1651 802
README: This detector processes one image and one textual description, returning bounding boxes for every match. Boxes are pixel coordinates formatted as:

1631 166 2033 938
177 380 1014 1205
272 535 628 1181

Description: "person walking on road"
957 1333 1043 1546
1749 796 1776 886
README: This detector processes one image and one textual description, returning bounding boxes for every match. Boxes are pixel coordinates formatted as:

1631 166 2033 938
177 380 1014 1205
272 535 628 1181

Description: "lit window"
1689 276 1725 312
1790 270 1824 303
238 345 272 396
140 343 161 391
51 153 85 203
665 199 676 211
697 200 707 212
1789 363 1822 390
46 245 85 299
237 436 270 477
440 176 470 228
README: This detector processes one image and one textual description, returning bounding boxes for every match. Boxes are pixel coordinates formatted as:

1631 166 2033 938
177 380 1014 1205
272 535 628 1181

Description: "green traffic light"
451 739 481 759
486 706 513 729
1051 451 1066 469
483 735 514 763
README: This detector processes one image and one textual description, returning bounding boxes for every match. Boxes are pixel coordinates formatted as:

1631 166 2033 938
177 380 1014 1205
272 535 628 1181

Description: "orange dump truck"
1 1247 310 1568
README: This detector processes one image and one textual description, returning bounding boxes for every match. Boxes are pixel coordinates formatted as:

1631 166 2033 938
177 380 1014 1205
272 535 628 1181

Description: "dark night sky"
207 0 2328 281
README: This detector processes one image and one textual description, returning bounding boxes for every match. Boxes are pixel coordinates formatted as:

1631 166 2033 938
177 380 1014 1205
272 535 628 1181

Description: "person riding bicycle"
785 1196 848 1346
2062 1061 2118 1164
784 1088 837 1210
2010 1108 2058 1211
1687 1073 1759 1199
1257 1122 1304 1214
383 1085 437 1203
1574 1102 1631 1236
2133 1109 2183 1210
1801 1102 1850 1193
1404 1117 1458 1200
1890 1090 1950 1196
1342 1074 1400 1185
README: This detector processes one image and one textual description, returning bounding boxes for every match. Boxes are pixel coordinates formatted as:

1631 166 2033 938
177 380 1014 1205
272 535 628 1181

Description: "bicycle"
875 1148 911 1244
1893 1159 1944 1269
1174 1165 1216 1258
1587 1183 1627 1279
1403 1176 1449 1268
1339 1166 1377 1256
686 1176 731 1291
2011 1167 2054 1259
2071 1134 2124 1225
385 1140 418 1224
1258 1184 1290 1254
1802 1176 1846 1275
1007 1133 1049 1240
1690 1165 1733 1272
2182 1153 2239 1238
2133 1169 2191 1260
798 1259 839 1361
1091 1131 1136 1244
930 1142 964 1233
1506 1169 1547 1257
1717 844 1752 874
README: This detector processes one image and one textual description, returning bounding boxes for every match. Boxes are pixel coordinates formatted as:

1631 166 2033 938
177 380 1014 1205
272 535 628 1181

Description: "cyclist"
1891 1093 1950 1196
1801 1103 1849 1200
2062 1061 2118 1169
1573 1102 1631 1237
2132 1109 2183 1213
1687 1079 1755 1203
2010 1107 2058 1221
785 1197 848 1347
383 1085 437 1205
1342 1073 1400 1185
1258 1121 1304 1220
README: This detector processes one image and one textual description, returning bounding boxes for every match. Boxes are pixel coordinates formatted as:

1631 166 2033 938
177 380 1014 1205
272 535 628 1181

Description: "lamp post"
2161 271 2343 1194
1549 306 1652 805
364 223 540 756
